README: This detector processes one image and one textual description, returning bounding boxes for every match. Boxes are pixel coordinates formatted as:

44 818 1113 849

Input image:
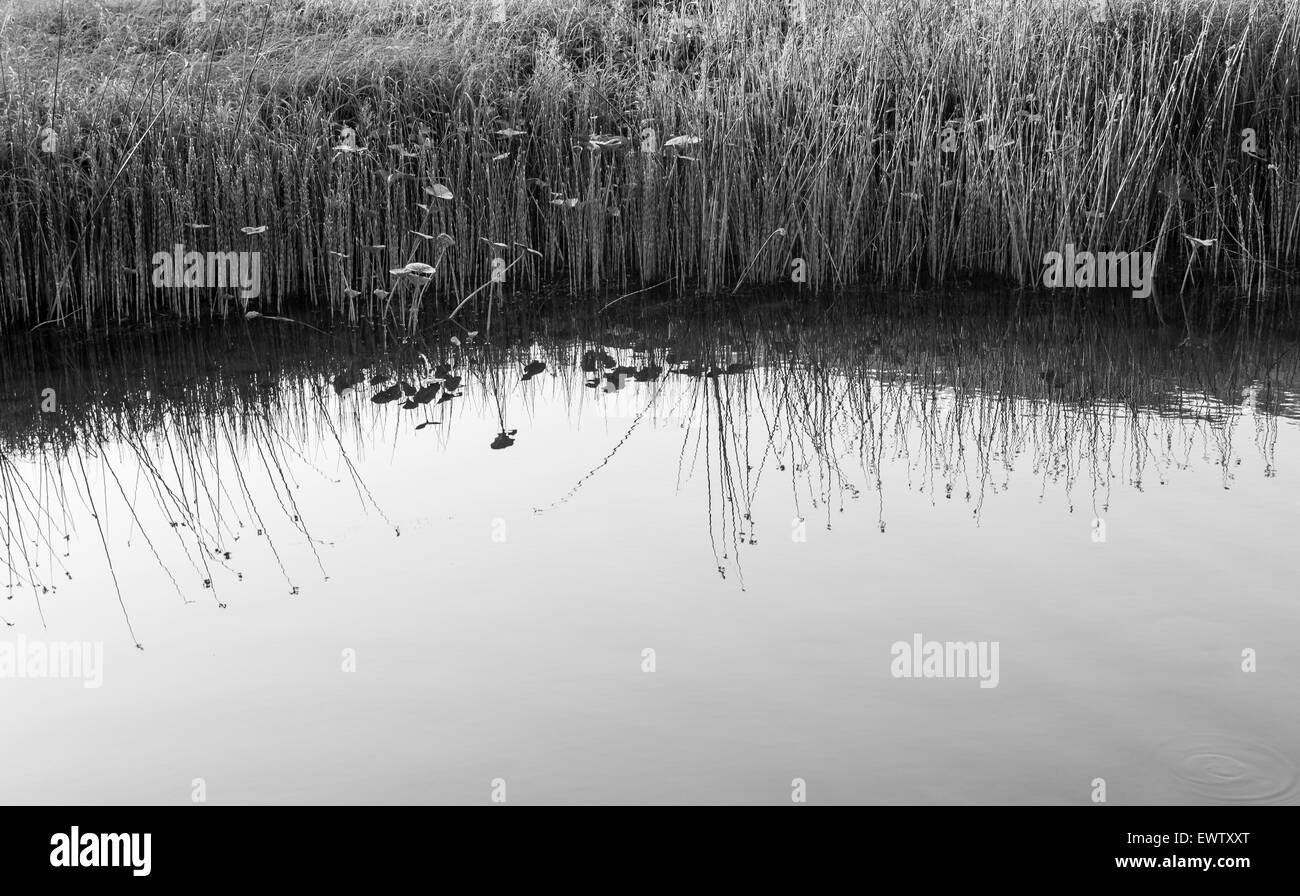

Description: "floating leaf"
245 311 261 320
371 384 403 403
415 421 442 430
491 432 516 450
495 128 527 137
414 383 440 404
580 350 617 372
492 152 511 161
664 135 701 147
522 360 547 380
442 374 463 391
241 225 267 234
427 183 454 200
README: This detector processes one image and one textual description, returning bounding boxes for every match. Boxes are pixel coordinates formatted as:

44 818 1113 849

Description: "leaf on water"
332 373 358 394
495 128 527 137
245 311 261 320
450 336 461 346
414 383 440 404
491 432 516 450
580 349 617 372
480 238 509 249
436 233 456 249
441 374 463 391
522 360 546 380
400 381 416 396
374 289 390 299
241 225 267 234
724 362 754 374
402 399 419 409
371 384 403 403
415 421 441 430
664 135 701 147
492 153 511 161
514 242 543 256
429 183 454 200
411 230 437 240
437 391 461 404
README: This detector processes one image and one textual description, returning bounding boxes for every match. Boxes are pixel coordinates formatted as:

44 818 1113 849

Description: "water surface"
1 307 1297 804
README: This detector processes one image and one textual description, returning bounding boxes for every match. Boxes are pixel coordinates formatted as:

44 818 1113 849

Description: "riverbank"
3 0 1299 331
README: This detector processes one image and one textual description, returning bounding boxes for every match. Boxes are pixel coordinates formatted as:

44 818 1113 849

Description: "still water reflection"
1 307 1298 804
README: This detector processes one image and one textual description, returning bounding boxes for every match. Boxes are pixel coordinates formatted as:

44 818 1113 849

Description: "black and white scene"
0 0 1297 844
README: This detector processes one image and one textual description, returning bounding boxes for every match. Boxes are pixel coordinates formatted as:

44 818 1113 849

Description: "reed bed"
2 0 1299 331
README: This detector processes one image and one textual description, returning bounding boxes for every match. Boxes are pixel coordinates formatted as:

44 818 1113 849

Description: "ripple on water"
1161 735 1300 805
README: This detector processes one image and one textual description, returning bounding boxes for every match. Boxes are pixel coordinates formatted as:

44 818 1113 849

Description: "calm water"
1 306 1298 805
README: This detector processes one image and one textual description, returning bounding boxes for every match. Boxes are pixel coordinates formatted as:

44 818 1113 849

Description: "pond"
1 304 1298 805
